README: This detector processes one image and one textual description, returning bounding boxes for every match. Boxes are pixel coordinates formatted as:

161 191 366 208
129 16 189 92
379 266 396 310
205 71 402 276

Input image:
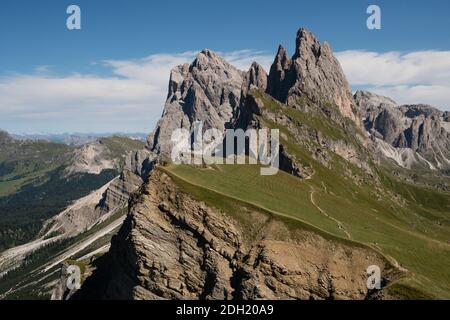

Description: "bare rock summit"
147 49 245 157
267 28 359 123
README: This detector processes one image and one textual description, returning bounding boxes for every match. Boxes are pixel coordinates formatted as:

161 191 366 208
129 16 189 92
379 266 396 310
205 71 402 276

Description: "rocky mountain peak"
354 90 398 123
266 46 293 102
267 28 359 123
242 61 268 96
294 27 325 58
275 45 291 69
192 49 234 71
354 90 397 108
147 49 244 156
149 28 363 158
355 90 450 169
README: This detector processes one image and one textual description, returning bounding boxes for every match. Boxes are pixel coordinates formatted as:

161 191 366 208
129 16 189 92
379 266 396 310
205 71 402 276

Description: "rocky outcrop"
444 111 450 122
266 28 359 123
39 169 143 239
124 149 156 180
355 90 450 169
41 148 153 239
242 62 268 97
75 170 398 300
99 170 143 213
40 180 116 237
147 49 244 157
267 45 293 102
64 140 117 176
279 145 308 179
51 262 82 300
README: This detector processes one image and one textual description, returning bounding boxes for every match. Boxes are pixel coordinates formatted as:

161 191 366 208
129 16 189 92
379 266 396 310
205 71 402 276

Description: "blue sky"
1 0 450 133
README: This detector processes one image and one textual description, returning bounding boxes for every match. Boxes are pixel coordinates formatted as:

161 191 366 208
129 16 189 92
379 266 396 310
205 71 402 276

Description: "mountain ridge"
72 28 450 300
355 90 450 170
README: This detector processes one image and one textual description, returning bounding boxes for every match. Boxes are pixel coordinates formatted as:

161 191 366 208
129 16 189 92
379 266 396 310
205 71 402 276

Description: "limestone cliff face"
241 62 268 97
267 28 359 123
144 28 364 178
75 170 398 300
124 149 156 180
147 50 244 157
64 140 116 176
41 149 155 238
355 90 450 169
147 28 361 160
100 149 157 213
99 170 144 213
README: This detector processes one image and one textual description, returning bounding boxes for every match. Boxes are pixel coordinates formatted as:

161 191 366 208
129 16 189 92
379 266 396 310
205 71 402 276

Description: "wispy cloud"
336 50 450 109
0 50 272 134
34 65 53 74
1 48 450 134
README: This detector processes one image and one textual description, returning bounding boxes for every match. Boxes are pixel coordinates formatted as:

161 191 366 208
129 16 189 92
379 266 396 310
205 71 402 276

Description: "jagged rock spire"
266 45 294 102
267 27 359 123
242 61 268 96
148 28 363 158
147 49 244 156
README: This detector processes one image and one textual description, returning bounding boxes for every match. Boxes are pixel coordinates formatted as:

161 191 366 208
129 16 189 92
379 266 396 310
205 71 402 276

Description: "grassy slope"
0 136 144 198
100 136 145 158
164 164 450 299
0 140 70 197
161 91 450 299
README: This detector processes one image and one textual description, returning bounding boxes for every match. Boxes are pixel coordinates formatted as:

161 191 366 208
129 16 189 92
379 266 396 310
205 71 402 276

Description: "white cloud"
0 50 273 134
336 50 450 109
2 48 450 134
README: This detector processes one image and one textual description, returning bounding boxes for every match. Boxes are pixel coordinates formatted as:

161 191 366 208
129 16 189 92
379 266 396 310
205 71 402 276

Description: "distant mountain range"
11 132 148 146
